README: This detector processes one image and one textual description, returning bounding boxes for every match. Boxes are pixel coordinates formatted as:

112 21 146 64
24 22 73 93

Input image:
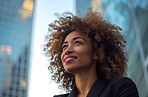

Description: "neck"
74 66 98 96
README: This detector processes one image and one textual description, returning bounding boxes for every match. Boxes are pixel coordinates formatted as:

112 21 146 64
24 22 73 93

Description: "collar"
68 78 107 97
68 84 77 97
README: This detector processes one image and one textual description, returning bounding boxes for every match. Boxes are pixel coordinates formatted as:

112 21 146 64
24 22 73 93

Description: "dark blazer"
54 77 139 97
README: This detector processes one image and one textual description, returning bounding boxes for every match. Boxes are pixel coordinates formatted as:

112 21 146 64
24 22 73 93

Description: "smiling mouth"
65 57 77 63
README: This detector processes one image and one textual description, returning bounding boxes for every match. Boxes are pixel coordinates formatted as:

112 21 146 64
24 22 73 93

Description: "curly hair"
45 11 127 92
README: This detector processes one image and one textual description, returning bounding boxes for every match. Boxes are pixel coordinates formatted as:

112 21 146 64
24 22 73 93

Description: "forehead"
64 31 84 41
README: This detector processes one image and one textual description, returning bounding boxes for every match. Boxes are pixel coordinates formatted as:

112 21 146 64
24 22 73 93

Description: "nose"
65 45 73 55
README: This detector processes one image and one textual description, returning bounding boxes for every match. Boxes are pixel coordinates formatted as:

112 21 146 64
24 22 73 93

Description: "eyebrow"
63 37 84 44
73 37 83 41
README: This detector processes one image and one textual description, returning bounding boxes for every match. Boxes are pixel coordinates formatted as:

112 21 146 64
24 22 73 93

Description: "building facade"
0 0 34 97
76 0 91 16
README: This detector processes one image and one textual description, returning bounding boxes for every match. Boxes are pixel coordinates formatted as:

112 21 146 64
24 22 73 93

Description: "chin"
64 67 78 74
64 65 85 74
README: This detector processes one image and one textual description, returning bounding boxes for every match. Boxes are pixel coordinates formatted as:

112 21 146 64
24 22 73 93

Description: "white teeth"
65 57 74 61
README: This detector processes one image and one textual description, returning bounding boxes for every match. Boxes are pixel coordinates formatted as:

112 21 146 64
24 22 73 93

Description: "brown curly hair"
45 11 127 92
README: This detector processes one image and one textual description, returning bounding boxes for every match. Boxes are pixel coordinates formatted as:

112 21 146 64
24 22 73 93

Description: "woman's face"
61 31 98 74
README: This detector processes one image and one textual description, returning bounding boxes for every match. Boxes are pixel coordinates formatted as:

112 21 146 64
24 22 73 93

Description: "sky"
27 0 75 97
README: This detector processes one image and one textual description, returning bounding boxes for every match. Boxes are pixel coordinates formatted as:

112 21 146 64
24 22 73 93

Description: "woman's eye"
75 41 83 45
62 45 68 50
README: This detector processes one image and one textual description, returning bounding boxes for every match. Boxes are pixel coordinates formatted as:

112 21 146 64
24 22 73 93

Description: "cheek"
60 52 64 63
76 47 93 59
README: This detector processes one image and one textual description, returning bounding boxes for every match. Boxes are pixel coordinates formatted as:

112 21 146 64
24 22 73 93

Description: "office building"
0 0 34 97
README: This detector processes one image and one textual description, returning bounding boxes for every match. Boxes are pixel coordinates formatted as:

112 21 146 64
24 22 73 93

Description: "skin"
61 31 98 97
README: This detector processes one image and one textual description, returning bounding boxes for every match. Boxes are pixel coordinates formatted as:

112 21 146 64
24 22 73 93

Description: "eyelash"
62 41 83 50
74 41 82 44
62 45 68 50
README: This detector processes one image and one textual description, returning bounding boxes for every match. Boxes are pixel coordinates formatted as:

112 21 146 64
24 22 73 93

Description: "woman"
45 11 139 97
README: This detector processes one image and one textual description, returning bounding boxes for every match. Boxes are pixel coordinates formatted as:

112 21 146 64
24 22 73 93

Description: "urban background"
0 0 148 97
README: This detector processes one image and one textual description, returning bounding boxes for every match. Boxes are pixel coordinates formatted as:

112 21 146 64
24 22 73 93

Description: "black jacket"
54 77 139 97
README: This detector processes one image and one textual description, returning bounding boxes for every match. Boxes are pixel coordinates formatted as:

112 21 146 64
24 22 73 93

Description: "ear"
93 52 99 60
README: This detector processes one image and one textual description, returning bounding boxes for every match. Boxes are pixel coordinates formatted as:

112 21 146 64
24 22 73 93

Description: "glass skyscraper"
77 0 148 97
0 0 34 97
76 0 91 16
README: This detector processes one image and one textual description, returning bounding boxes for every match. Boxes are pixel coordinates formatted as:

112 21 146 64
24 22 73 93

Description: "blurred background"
0 0 148 97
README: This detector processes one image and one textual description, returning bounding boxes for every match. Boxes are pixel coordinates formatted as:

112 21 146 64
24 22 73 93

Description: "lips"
64 55 77 63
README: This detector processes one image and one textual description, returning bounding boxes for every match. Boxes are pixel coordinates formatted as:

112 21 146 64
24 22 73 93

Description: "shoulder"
105 77 139 97
109 77 138 90
110 77 136 85
109 77 138 91
53 93 69 97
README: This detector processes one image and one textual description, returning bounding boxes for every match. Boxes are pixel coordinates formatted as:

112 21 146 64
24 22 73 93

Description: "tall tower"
0 0 35 97
76 0 91 16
